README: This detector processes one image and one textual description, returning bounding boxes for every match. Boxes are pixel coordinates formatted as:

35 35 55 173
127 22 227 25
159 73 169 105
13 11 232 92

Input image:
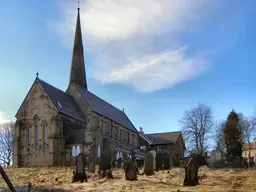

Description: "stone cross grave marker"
72 154 87 183
144 151 154 176
123 159 138 181
183 155 207 186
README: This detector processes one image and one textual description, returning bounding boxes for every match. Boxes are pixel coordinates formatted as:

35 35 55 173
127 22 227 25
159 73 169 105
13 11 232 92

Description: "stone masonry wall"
14 80 59 167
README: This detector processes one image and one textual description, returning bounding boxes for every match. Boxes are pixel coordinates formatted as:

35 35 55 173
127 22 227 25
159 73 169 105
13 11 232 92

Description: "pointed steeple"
69 6 87 89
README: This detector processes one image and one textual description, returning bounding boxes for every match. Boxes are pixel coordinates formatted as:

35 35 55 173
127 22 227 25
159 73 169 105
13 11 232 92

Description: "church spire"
69 6 88 89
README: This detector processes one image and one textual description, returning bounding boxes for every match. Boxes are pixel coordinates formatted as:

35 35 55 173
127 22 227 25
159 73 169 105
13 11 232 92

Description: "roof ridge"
38 78 70 96
123 112 138 133
78 84 124 114
146 131 181 135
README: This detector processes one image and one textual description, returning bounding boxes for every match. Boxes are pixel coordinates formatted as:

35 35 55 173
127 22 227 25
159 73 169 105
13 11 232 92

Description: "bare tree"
180 103 214 155
0 122 14 166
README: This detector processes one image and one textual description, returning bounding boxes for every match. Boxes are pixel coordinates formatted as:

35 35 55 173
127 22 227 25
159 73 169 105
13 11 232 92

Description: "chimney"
139 127 144 134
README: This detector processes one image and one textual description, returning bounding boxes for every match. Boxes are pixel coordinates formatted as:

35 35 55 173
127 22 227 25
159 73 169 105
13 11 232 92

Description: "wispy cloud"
55 0 217 92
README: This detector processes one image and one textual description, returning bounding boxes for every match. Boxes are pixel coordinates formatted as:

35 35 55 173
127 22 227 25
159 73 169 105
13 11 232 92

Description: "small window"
43 126 46 147
77 145 81 155
57 101 63 108
42 120 47 148
97 144 101 158
28 127 31 149
35 118 39 146
72 145 77 157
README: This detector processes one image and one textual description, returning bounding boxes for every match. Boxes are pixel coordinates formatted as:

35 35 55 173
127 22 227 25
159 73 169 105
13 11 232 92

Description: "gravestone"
72 154 87 183
232 157 244 168
99 150 111 170
144 152 154 176
149 150 156 170
98 150 113 179
210 148 224 168
183 155 207 186
156 153 170 170
123 159 138 181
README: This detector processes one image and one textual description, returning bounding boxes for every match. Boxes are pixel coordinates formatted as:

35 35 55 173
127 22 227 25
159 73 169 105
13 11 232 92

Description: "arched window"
76 145 81 155
41 120 47 148
27 122 31 150
34 115 39 146
97 144 101 158
72 145 77 157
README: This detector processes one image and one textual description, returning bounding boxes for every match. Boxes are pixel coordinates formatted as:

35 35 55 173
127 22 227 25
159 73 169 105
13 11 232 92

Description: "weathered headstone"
72 154 87 183
156 153 170 170
123 159 138 181
99 150 111 170
149 150 156 170
98 150 113 179
232 157 244 168
183 155 207 186
210 148 224 168
144 152 154 176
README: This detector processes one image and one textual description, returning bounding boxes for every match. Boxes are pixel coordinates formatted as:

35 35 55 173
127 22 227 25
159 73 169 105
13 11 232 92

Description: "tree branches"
0 122 14 166
180 103 214 155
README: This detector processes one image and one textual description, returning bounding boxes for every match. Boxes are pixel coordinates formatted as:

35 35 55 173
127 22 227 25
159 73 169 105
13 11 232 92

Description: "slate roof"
63 122 85 144
141 131 182 145
144 134 174 145
146 131 182 143
77 85 138 133
38 78 86 122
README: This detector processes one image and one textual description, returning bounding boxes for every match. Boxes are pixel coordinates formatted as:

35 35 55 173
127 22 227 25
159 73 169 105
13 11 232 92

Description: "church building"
12 8 145 170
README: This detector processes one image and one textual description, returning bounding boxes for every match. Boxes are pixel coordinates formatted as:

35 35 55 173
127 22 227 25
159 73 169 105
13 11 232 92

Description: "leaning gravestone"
144 152 154 176
99 150 113 179
123 159 138 181
72 154 87 183
183 155 207 186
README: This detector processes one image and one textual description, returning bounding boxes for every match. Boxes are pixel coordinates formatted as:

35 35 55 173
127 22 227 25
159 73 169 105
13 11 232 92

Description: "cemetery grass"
0 166 256 192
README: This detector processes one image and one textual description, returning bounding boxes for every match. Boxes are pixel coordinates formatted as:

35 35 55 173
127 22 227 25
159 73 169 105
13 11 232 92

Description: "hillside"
0 166 255 192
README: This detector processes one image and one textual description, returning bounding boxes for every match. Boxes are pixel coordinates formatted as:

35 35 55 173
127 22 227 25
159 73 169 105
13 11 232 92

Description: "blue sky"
0 0 256 134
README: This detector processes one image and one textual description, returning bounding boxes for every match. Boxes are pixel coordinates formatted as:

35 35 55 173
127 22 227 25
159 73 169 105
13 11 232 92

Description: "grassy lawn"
0 166 255 192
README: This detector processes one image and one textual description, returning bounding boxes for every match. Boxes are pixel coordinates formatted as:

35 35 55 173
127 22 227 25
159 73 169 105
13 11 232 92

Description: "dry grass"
0 166 256 192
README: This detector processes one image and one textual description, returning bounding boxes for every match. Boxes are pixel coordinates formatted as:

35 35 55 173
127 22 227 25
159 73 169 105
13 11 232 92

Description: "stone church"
12 8 145 170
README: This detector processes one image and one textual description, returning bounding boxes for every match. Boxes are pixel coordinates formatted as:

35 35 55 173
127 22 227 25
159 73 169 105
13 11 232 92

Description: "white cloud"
0 111 9 124
100 47 209 92
56 0 217 92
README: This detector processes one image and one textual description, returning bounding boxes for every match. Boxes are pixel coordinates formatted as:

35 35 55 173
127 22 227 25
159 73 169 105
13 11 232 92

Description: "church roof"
141 131 182 145
77 85 138 133
38 78 86 123
146 131 182 143
143 134 174 145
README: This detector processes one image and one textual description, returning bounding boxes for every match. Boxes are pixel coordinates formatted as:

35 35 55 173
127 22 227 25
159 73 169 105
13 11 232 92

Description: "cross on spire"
36 72 39 78
77 1 80 11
